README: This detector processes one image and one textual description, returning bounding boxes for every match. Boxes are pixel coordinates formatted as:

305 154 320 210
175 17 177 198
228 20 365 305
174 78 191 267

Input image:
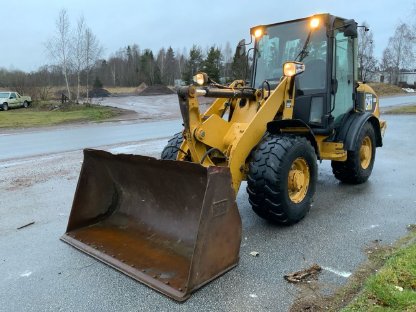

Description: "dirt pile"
89 88 111 97
138 84 175 96
135 82 147 94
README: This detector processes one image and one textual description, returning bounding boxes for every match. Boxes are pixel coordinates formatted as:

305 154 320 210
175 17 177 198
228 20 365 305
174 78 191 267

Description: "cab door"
332 28 355 127
16 93 23 106
9 92 19 107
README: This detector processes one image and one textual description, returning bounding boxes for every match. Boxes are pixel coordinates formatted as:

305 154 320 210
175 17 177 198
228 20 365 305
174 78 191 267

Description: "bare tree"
357 22 377 82
46 9 72 100
156 48 166 82
74 16 86 102
382 23 415 84
84 27 102 100
380 48 395 83
222 41 233 81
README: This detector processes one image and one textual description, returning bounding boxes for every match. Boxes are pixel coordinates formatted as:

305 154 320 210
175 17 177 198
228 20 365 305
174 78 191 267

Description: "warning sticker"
365 93 373 110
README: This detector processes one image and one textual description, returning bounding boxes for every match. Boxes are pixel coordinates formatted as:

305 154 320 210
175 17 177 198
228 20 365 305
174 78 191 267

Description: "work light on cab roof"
310 17 320 29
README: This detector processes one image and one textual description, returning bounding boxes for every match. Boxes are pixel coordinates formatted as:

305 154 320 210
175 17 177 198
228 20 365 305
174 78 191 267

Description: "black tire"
2 103 8 111
331 122 376 184
23 101 28 108
161 132 184 160
247 135 317 224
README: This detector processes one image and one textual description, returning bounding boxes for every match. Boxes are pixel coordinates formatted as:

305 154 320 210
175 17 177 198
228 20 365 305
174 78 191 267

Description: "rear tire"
161 132 184 160
23 101 28 108
247 135 317 224
2 103 8 111
331 122 376 184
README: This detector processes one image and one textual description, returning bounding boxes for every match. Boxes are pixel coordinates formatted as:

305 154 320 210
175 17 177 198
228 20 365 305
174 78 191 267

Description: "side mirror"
343 19 357 38
9 96 12 99
236 39 246 57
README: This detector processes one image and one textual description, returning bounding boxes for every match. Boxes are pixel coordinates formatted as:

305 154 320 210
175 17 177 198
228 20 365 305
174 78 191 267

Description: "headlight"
193 72 208 86
283 62 305 77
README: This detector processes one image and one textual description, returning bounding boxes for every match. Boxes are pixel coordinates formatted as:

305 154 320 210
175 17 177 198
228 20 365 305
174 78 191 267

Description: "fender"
337 112 382 151
267 119 319 157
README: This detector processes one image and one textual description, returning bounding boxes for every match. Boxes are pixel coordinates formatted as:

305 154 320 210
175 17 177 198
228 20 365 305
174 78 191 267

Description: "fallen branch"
284 264 322 283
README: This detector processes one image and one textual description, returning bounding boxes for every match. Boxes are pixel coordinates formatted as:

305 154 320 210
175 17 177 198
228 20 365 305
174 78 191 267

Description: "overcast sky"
2 0 415 72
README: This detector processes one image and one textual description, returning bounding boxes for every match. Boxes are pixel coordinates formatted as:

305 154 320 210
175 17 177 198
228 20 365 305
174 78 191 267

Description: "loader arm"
177 76 293 193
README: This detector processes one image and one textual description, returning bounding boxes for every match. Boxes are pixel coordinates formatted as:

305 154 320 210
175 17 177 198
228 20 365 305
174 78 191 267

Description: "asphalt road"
0 119 181 161
379 93 416 107
1 113 415 311
1 93 413 162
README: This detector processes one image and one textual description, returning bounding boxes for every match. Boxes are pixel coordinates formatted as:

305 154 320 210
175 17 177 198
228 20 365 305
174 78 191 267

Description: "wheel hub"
288 158 310 203
360 136 372 169
288 170 304 191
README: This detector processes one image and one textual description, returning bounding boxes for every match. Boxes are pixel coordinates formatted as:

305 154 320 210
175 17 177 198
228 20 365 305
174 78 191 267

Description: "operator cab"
251 14 358 134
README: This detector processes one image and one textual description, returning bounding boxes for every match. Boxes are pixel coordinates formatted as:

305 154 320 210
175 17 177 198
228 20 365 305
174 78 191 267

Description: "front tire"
331 122 376 184
161 132 184 160
23 101 28 108
247 135 317 224
2 103 8 111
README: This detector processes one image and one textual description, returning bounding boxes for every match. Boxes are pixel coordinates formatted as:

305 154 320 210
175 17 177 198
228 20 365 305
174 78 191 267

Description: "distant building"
373 70 416 87
397 72 416 87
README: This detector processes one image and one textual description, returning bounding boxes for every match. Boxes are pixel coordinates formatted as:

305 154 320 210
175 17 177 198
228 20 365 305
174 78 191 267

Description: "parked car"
0 91 32 111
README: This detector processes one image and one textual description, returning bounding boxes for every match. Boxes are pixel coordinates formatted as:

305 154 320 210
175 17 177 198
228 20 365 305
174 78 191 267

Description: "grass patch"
105 86 138 94
368 83 406 97
384 105 416 114
0 102 123 128
343 232 416 311
289 226 416 311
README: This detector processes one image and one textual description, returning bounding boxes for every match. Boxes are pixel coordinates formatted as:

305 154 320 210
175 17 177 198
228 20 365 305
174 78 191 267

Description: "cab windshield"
0 92 10 98
253 19 328 90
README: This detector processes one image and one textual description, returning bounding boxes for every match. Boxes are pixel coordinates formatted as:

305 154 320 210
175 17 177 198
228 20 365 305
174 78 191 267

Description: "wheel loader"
61 13 386 301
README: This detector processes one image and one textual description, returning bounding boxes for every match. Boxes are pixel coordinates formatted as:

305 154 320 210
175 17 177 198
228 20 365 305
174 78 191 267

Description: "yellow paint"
288 157 310 203
360 136 372 169
178 79 383 194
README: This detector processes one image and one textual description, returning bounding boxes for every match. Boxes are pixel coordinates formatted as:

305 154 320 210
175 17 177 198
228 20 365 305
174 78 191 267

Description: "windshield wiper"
294 31 312 62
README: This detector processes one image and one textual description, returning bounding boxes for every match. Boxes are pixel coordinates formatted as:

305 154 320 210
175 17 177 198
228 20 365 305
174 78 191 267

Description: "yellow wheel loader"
62 13 386 301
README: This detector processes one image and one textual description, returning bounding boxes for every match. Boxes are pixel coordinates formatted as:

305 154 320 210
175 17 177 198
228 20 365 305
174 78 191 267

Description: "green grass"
343 234 416 311
0 103 122 128
289 227 416 311
385 105 416 114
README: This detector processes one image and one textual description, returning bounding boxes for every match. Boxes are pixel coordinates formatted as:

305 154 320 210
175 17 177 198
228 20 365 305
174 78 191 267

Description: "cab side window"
10 93 16 99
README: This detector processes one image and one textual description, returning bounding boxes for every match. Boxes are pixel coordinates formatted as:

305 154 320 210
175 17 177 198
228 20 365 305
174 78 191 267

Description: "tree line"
94 42 244 88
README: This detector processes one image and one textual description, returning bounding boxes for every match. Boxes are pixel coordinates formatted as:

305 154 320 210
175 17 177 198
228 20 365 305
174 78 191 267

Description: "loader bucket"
61 149 241 301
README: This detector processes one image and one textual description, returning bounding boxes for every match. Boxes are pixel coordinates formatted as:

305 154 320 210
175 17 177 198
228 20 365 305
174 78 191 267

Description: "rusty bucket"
61 149 241 301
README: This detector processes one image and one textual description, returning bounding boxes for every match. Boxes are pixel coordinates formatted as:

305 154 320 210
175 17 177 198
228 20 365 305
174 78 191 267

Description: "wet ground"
100 94 180 120
1 110 415 311
99 94 213 120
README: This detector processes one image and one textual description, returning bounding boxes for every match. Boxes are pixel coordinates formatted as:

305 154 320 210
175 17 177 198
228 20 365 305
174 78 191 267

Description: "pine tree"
203 46 222 82
140 49 161 85
182 45 203 84
164 47 177 85
231 47 246 81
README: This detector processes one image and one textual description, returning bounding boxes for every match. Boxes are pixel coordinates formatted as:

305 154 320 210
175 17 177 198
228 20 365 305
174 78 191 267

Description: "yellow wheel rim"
360 136 372 169
288 157 310 203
